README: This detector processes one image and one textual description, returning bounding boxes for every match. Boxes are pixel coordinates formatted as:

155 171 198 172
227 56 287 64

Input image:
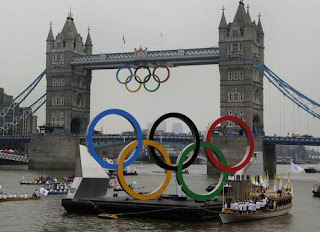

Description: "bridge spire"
85 26 93 55
46 21 54 42
219 6 228 29
67 8 73 20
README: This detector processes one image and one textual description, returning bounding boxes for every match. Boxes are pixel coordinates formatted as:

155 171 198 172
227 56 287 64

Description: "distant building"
172 123 183 134
147 121 167 133
0 88 36 135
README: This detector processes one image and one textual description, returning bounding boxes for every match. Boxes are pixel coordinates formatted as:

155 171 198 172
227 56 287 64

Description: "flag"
278 175 283 190
291 162 304 173
39 187 49 196
273 174 277 192
122 35 126 44
160 32 164 40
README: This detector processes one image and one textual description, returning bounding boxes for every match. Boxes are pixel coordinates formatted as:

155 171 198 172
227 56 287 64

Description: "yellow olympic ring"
124 74 142 93
117 140 172 200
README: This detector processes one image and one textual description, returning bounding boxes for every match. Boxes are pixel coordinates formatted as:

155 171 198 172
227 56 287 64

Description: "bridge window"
232 44 238 51
240 110 243 115
228 93 234 102
233 30 238 37
52 78 65 87
239 72 244 80
52 97 65 106
228 110 233 115
228 72 232 80
57 42 62 48
234 72 238 80
240 93 244 102
76 94 84 107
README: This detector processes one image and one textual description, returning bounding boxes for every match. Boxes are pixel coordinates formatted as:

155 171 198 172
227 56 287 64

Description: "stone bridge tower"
45 11 92 135
219 1 264 135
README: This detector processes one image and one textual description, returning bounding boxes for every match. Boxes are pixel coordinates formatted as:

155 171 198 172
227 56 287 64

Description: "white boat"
219 195 293 224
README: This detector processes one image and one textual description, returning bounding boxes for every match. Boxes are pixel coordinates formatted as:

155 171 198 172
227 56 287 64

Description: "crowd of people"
0 193 32 199
223 197 269 214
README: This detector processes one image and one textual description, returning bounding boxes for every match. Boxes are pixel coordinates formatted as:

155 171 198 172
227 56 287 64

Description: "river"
0 164 319 232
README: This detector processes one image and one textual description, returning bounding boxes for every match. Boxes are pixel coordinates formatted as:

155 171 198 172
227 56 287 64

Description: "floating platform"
62 194 222 221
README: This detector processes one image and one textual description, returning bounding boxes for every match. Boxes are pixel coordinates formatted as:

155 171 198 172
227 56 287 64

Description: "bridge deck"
70 47 220 69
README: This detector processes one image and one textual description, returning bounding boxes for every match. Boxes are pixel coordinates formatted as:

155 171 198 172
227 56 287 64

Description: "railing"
0 152 29 163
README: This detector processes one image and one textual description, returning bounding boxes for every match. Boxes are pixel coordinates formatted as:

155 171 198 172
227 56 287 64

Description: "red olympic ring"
205 116 254 173
152 65 170 83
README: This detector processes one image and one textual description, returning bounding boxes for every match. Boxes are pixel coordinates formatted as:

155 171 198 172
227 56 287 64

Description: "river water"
0 164 320 232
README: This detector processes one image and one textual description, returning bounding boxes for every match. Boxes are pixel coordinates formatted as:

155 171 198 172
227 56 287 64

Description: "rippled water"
0 164 320 232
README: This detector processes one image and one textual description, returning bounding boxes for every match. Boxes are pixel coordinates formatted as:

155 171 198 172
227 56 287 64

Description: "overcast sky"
0 0 320 137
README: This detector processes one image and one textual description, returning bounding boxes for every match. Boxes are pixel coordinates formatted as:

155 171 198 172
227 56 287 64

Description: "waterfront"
0 164 320 232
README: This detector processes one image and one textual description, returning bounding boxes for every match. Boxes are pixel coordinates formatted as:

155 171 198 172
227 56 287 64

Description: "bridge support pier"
207 136 263 176
263 144 276 177
28 135 79 170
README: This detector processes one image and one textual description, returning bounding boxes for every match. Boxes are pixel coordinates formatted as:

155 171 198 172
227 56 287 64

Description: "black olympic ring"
147 112 200 171
134 66 151 84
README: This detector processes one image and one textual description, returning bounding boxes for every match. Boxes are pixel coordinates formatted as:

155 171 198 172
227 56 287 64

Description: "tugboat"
304 167 320 173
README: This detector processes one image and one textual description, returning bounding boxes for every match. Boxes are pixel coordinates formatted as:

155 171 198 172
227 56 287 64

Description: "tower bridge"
1 1 320 174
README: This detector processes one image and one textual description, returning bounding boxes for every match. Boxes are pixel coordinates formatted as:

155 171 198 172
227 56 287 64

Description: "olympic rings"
116 65 133 84
148 112 200 171
86 109 143 170
125 74 142 93
176 142 228 201
87 108 255 201
117 140 172 200
152 65 170 83
143 74 161 92
115 64 170 92
134 66 151 84
205 116 254 173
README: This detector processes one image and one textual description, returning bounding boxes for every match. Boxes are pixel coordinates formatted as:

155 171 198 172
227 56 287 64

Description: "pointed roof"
219 11 228 29
85 28 93 46
233 1 247 27
61 12 78 40
246 4 252 25
46 22 54 42
257 15 264 34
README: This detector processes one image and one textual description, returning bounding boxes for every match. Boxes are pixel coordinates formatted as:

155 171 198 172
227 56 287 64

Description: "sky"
0 0 320 137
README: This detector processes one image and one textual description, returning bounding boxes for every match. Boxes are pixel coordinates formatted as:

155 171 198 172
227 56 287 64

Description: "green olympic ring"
176 142 229 201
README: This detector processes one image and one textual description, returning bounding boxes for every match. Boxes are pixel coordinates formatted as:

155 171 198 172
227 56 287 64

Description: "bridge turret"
219 8 228 42
46 22 55 52
219 0 264 136
85 28 93 55
45 11 92 136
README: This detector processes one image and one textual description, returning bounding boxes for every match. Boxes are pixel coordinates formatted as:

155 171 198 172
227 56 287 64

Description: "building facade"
45 12 92 135
219 1 264 135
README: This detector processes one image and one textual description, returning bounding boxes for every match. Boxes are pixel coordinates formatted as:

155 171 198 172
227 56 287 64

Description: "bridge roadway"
70 47 220 70
2 135 320 146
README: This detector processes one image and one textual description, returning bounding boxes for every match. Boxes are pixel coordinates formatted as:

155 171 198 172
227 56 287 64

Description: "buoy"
98 213 119 219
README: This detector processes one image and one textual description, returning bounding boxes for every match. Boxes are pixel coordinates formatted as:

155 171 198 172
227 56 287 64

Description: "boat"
153 169 189 174
219 196 292 224
312 183 320 197
48 190 68 195
0 196 40 202
123 167 138 176
219 179 294 224
305 167 320 173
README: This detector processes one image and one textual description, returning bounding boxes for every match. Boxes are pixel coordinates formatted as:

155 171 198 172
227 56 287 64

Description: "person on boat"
256 200 261 212
8 194 13 199
24 193 29 198
230 201 234 212
242 201 248 214
3 193 7 199
248 201 253 214
233 201 239 214
0 194 3 199
20 193 24 198
13 193 17 198
238 202 243 214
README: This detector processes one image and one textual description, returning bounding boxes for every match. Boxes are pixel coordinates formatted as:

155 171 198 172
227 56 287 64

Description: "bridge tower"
219 1 264 135
45 11 92 135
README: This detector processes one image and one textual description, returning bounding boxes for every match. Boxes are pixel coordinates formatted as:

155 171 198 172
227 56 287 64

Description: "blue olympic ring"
116 66 133 84
86 109 143 170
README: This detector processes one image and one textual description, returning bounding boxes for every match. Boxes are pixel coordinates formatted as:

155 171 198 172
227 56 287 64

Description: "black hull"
305 169 320 173
62 197 222 221
313 191 320 197
0 159 27 165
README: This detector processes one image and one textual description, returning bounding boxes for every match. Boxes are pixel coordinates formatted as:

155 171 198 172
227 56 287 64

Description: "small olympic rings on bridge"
124 75 142 93
117 140 172 200
86 109 143 170
176 142 229 201
116 65 133 84
143 74 161 92
205 115 254 173
115 64 170 92
152 65 170 83
148 112 200 171
134 66 151 84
